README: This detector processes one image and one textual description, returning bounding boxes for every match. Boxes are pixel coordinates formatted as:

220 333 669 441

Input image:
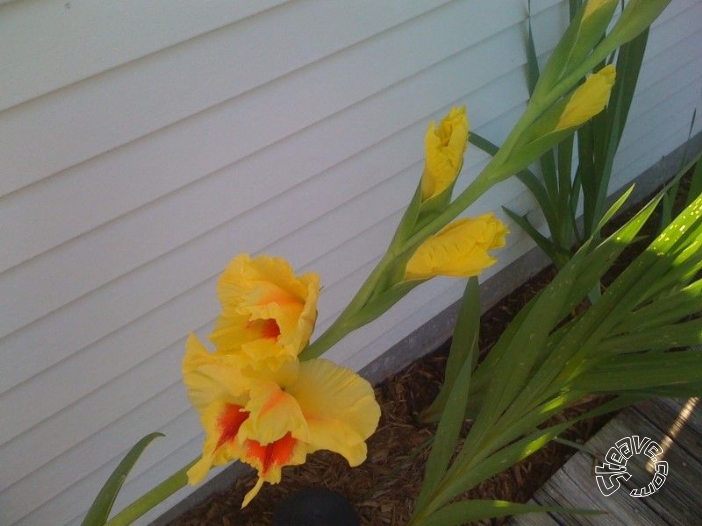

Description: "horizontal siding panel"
0 385 195 525
13 426 205 526
2 180 527 525
0 111 524 510
0 0 536 280
626 0 700 81
2 1 699 525
619 73 702 156
615 100 702 184
0 323 194 494
634 39 702 114
0 105 522 499
0 22 532 394
0 0 454 197
0 0 287 111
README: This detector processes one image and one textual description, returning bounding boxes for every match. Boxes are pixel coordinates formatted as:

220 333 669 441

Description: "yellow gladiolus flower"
421 106 469 201
183 334 380 507
555 64 616 132
209 254 320 371
404 213 509 281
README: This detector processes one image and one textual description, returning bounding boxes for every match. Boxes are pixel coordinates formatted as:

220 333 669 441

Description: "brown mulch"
168 174 692 526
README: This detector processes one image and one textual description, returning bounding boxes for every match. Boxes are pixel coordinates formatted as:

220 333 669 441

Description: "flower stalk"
105 461 196 526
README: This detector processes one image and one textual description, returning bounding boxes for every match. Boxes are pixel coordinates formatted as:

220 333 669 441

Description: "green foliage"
88 2 676 524
411 190 702 525
82 433 164 526
500 0 652 269
659 110 702 230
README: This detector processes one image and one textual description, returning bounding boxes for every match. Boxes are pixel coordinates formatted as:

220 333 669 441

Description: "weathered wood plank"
511 398 702 525
637 397 702 444
533 452 662 526
594 409 702 526
507 511 562 525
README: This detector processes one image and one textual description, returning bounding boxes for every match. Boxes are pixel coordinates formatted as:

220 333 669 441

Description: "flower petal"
187 401 249 484
239 380 309 445
212 254 320 366
286 359 380 467
404 213 509 281
240 433 307 507
555 64 616 131
241 478 265 508
421 106 469 201
182 334 249 411
210 314 298 372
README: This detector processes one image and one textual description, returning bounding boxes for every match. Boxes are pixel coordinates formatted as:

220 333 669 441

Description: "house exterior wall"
1 1 700 524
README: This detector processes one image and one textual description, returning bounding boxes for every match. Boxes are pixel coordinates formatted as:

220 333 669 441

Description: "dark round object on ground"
271 486 360 526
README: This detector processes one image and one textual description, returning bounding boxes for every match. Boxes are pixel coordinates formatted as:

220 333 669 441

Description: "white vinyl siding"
1 1 700 525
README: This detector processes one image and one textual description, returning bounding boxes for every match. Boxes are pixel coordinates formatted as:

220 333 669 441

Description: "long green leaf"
415 333 476 512
462 297 542 419
577 119 598 238
685 153 702 207
470 132 559 230
555 134 575 250
82 433 164 526
508 193 663 410
596 318 702 354
605 0 672 49
587 28 649 237
503 206 566 265
593 184 636 234
420 278 480 422
617 279 702 332
435 396 631 511
621 382 702 398
525 1 540 97
422 500 601 526
572 350 702 392
462 249 585 456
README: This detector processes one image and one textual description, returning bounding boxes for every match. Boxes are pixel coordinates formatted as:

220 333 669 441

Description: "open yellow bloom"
209 254 320 371
404 213 508 281
421 106 469 201
183 334 380 507
555 64 616 131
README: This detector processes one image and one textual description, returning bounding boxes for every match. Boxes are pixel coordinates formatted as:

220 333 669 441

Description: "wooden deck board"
510 398 702 526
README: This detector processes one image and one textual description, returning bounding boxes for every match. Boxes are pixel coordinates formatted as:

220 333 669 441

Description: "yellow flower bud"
555 64 616 132
582 0 613 22
421 106 469 201
404 213 509 281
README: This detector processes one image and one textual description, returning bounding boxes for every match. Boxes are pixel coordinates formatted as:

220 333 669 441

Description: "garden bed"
167 264 616 526
166 173 684 526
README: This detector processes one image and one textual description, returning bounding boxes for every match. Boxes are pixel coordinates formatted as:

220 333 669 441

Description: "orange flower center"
246 433 297 476
246 318 281 340
216 404 249 450
259 318 281 339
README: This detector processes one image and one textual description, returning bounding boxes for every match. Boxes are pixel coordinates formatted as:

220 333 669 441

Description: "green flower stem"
300 99 547 362
105 459 198 526
300 10 644 363
300 254 396 360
